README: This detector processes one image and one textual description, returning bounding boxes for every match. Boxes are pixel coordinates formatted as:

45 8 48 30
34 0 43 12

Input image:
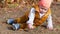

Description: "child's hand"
47 25 53 31
27 24 35 30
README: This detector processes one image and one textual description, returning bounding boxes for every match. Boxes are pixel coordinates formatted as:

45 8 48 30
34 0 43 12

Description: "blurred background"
0 0 60 34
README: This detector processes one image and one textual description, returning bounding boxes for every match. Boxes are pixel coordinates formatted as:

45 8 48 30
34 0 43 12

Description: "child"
27 0 53 30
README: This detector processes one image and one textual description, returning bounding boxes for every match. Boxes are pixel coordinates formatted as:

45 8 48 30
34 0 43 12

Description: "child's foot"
7 18 15 25
12 23 20 30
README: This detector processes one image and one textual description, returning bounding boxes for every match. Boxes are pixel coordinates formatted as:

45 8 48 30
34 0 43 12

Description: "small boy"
27 0 53 30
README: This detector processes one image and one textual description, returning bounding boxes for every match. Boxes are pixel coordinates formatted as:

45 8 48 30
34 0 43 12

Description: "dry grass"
0 1 60 34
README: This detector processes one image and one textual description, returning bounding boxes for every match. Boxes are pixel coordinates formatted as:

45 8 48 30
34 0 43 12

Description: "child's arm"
47 14 53 30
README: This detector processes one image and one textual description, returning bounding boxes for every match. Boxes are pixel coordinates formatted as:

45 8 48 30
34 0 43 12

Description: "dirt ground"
0 2 60 34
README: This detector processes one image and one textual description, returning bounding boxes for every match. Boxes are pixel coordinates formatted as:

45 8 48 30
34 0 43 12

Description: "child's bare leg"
26 8 35 29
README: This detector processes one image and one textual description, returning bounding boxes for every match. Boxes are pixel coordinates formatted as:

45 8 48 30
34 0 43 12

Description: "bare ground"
0 3 60 34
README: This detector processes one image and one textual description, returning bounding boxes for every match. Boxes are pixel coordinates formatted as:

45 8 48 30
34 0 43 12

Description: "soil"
0 2 60 34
